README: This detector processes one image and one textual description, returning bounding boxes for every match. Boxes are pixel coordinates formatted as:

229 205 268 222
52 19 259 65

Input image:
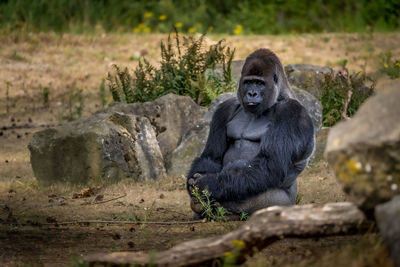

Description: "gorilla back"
187 49 315 216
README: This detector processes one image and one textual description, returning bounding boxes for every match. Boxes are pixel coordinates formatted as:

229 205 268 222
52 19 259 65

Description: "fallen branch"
91 194 127 205
85 202 367 266
342 89 353 120
41 220 204 226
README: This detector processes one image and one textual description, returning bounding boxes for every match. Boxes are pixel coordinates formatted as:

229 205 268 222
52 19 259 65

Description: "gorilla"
187 49 315 217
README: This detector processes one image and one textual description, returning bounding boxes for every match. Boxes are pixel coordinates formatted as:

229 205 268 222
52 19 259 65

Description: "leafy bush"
320 69 375 127
108 32 235 106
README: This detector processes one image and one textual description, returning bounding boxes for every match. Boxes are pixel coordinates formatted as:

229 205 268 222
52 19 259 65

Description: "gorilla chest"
223 111 271 165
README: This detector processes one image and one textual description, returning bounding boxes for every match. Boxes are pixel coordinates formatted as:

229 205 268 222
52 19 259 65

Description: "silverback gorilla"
187 49 315 218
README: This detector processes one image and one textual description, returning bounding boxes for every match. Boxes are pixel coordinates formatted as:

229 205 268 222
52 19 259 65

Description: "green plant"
42 86 49 108
320 68 375 127
191 186 228 222
295 194 302 205
98 79 107 108
239 212 249 221
108 32 235 106
380 51 400 79
67 87 85 121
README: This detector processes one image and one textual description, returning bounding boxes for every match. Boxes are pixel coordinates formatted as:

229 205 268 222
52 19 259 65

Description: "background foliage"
0 0 399 34
108 33 235 106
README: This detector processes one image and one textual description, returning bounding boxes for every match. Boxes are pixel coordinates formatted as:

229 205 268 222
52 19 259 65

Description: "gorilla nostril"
247 91 258 98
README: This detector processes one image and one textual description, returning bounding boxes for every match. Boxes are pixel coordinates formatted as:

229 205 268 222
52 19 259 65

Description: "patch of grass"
191 186 228 222
239 212 249 221
67 87 85 121
42 86 49 108
319 64 375 127
107 32 235 106
380 51 400 79
11 50 27 61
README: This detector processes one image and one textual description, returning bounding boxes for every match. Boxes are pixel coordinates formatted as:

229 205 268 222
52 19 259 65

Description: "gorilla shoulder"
273 99 313 126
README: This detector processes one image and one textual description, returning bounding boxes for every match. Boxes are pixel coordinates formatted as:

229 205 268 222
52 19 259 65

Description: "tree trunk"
85 202 366 266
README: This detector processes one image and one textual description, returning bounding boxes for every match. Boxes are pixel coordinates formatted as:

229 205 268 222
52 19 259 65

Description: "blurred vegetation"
0 0 399 34
380 51 400 79
320 67 375 127
108 32 235 106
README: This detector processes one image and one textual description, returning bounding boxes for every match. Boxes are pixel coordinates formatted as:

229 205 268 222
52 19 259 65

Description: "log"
85 202 366 266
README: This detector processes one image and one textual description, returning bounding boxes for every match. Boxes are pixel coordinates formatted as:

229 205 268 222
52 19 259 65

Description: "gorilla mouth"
246 102 260 107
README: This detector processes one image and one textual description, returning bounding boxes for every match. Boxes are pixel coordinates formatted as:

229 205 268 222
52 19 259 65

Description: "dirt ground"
0 32 399 266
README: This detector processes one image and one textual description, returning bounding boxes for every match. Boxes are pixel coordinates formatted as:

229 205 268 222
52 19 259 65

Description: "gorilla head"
238 49 293 115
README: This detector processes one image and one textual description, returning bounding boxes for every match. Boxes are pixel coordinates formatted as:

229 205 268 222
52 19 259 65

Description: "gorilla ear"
273 74 278 84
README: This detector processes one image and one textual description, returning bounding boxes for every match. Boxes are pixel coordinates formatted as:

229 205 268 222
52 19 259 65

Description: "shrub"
320 69 375 127
107 32 235 106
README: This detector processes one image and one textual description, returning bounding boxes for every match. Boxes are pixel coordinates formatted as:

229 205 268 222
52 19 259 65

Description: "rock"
103 93 206 157
310 127 330 164
292 86 322 133
29 112 166 185
202 92 236 121
375 196 400 267
325 86 400 212
285 64 332 98
167 120 210 177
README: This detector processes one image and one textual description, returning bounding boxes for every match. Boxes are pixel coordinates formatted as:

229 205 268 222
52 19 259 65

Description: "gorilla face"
237 49 293 115
239 72 279 115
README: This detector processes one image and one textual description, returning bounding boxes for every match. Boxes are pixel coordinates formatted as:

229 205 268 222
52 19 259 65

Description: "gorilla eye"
273 74 278 84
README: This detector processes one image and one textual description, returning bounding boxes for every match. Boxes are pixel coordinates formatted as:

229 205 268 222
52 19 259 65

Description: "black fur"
187 49 315 214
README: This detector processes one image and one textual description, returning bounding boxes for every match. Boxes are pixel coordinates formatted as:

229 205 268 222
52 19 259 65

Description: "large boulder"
325 86 400 212
166 119 210 177
29 112 166 185
285 64 332 98
292 86 322 133
103 93 206 157
375 196 400 267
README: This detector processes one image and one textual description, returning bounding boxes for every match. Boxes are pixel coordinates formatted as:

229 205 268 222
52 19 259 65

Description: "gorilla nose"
247 91 259 98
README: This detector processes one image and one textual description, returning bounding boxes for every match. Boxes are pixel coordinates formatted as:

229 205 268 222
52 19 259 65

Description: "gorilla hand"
193 174 222 200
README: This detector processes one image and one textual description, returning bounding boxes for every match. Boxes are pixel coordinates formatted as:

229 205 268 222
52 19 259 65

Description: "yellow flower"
224 251 232 257
395 62 400 67
384 64 389 69
208 26 214 32
159 14 167 21
144 12 153 19
233 24 243 35
232 240 245 248
175 22 183 28
144 26 151 33
188 27 196 33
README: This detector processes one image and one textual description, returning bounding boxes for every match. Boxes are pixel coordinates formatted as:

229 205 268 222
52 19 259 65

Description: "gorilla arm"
186 98 239 194
194 99 315 202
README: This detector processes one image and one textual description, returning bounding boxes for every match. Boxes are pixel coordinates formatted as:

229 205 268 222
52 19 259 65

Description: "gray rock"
167 120 210 177
202 92 236 121
309 127 330 164
375 195 400 267
325 85 400 212
29 112 166 185
285 64 332 98
103 93 206 157
292 86 322 133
